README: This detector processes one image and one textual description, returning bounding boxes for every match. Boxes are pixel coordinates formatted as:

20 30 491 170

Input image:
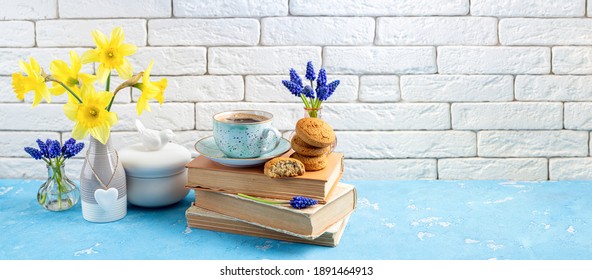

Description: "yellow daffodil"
11 57 50 107
135 60 167 115
63 85 118 144
81 27 137 84
49 51 96 103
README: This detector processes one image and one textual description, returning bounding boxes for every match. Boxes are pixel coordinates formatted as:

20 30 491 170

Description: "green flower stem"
54 163 63 209
106 96 115 111
299 94 311 108
107 72 144 112
237 193 287 205
53 80 82 103
106 72 111 92
106 73 117 112
309 109 318 118
47 159 65 209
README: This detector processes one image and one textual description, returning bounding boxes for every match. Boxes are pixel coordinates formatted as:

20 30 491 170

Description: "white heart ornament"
94 188 119 210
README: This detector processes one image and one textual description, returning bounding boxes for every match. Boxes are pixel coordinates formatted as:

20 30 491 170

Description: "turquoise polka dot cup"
213 110 282 158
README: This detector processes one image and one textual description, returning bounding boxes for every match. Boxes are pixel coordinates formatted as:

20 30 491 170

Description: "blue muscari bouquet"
24 138 84 208
25 138 84 166
282 61 340 118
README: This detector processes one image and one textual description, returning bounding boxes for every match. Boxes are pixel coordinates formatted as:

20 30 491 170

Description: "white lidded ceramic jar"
119 142 191 207
119 120 191 207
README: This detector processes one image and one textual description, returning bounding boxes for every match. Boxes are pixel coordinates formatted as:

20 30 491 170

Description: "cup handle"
261 127 282 154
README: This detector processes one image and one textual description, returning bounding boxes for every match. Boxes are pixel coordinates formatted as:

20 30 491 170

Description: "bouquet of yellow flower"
11 27 167 144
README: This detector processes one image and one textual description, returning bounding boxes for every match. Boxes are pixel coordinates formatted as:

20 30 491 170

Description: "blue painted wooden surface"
0 179 590 260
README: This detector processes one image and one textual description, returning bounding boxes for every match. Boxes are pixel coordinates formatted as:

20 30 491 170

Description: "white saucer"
194 135 291 167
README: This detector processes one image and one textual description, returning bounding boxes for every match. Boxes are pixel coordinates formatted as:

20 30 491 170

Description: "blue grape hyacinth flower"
323 80 340 101
316 68 327 89
290 196 318 209
289 68 303 88
47 140 61 159
282 80 303 97
63 138 85 159
24 147 43 160
301 85 315 99
305 61 316 81
238 193 318 210
316 86 329 101
61 138 76 154
36 139 49 158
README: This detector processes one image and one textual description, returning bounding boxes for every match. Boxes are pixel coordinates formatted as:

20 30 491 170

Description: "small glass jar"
37 163 80 211
304 106 322 118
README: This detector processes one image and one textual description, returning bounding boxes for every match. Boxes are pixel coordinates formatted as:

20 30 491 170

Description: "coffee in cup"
213 110 282 158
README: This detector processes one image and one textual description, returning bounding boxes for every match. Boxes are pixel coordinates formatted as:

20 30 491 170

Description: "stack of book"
184 152 356 247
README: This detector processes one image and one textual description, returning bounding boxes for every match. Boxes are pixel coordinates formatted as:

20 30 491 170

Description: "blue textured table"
0 179 591 260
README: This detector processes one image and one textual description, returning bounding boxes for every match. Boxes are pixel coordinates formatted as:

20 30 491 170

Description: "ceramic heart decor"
94 188 119 210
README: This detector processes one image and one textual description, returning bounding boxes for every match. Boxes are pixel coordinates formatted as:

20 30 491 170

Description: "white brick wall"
1 132 61 157
515 76 592 101
336 131 476 159
37 19 147 47
209 47 321 74
132 76 244 102
359 76 400 102
174 0 288 17
439 158 548 180
324 47 437 74
1 1 592 180
552 47 592 74
376 17 498 46
452 103 563 130
401 75 513 102
438 47 551 74
149 19 260 46
0 21 35 47
289 0 469 16
500 19 592 45
261 17 375 46
128 47 207 75
0 77 22 103
564 103 592 130
0 48 92 75
110 103 195 131
59 0 171 18
344 159 437 180
471 0 585 17
324 104 450 130
550 158 592 180
478 131 588 157
0 104 73 131
0 0 57 20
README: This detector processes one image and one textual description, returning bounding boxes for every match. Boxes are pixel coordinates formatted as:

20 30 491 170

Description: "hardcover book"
186 204 350 247
186 152 344 203
192 182 356 239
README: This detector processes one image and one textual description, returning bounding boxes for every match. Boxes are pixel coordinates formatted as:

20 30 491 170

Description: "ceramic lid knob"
136 119 175 151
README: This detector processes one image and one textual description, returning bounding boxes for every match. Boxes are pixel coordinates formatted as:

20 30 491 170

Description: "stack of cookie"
290 118 335 171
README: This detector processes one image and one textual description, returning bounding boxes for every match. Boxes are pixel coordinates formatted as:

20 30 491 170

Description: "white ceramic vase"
80 136 127 222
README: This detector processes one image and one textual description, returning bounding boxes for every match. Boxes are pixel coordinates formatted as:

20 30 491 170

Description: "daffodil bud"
113 72 143 95
41 68 51 81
